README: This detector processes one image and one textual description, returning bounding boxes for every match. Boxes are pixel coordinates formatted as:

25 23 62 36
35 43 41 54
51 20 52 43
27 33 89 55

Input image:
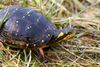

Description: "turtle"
0 6 73 60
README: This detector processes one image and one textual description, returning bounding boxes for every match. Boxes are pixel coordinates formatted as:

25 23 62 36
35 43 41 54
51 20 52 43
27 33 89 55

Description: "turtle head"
55 23 74 42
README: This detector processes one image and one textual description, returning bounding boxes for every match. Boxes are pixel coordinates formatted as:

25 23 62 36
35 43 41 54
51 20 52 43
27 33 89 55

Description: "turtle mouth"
54 31 74 42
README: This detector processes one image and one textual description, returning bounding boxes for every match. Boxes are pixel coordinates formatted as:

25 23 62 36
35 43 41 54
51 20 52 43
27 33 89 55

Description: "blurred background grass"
0 0 100 67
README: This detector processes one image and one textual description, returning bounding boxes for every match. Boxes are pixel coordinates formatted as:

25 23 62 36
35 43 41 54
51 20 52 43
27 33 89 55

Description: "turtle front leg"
36 44 48 62
38 47 45 60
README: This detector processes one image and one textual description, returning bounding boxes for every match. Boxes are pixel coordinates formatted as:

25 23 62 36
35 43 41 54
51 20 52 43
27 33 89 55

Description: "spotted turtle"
0 6 73 59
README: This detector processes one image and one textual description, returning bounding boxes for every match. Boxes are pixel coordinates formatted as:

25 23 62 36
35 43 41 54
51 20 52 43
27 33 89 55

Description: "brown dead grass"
0 0 100 67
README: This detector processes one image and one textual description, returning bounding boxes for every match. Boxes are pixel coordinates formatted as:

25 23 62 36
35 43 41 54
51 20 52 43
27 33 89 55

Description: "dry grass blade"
0 0 100 67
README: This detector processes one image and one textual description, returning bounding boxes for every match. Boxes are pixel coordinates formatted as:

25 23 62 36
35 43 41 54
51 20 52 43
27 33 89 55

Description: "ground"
0 0 100 67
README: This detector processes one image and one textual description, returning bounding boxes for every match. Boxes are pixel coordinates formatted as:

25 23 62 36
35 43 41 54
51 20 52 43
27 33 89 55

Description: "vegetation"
0 0 100 67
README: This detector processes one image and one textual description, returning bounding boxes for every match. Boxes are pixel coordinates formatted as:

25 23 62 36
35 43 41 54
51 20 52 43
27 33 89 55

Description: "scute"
0 6 58 47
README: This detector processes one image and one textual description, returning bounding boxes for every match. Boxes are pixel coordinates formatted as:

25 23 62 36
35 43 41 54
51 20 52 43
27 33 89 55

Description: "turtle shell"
0 6 58 48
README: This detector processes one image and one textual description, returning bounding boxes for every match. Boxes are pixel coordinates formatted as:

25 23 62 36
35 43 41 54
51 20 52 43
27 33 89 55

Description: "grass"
0 0 100 67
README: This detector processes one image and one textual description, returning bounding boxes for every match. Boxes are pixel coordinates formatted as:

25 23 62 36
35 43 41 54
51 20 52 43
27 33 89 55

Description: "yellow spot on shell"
48 34 50 37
